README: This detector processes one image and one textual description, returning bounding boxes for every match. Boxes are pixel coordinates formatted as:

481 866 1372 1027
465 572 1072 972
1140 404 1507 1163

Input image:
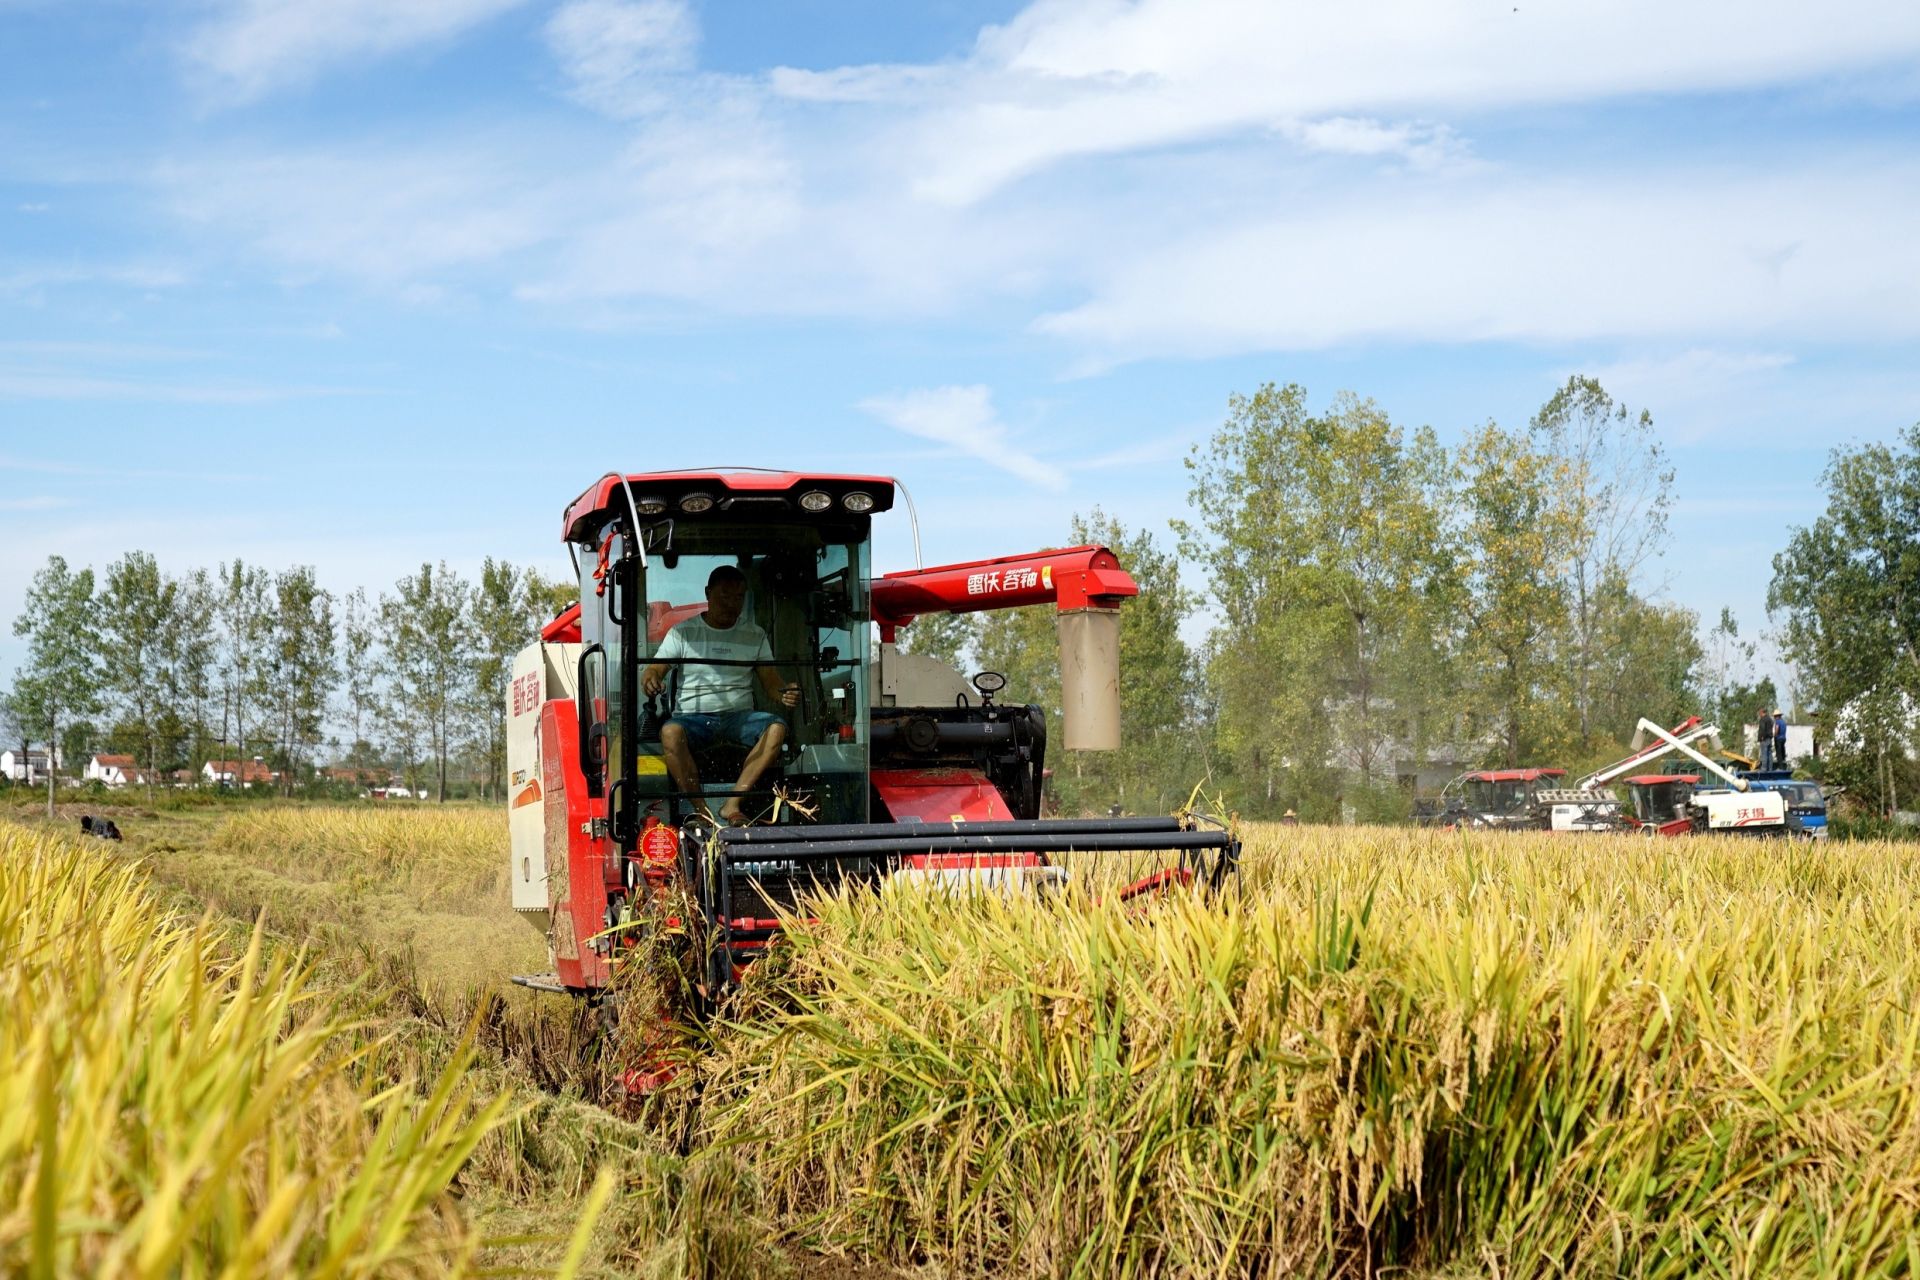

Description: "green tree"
1695 608 1778 746
1455 424 1578 767
268 567 337 793
1584 568 1700 739
380 562 475 803
898 611 979 670
1071 509 1200 814
963 515 1201 816
1770 426 1920 812
338 587 381 764
96 551 177 802
1530 377 1674 747
10 556 103 817
167 569 220 780
472 559 542 800
216 561 273 779
522 568 577 625
1176 384 1456 816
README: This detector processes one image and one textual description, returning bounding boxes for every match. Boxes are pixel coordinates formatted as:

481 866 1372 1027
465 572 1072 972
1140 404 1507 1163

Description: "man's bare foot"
719 796 748 825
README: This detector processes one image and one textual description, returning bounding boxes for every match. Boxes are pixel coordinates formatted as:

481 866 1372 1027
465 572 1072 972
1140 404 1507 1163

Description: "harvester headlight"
841 491 875 513
798 490 833 512
679 492 715 514
636 495 668 515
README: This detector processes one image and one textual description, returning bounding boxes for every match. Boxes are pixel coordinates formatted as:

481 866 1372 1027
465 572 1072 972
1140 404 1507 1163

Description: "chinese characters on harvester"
965 567 1042 596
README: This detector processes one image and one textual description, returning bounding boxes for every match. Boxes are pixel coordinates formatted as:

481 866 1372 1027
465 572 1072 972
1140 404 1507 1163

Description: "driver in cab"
642 564 800 824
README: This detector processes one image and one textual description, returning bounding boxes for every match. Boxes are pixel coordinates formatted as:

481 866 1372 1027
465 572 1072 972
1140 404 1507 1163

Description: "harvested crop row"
702 825 1920 1279
0 823 516 1277
205 807 507 909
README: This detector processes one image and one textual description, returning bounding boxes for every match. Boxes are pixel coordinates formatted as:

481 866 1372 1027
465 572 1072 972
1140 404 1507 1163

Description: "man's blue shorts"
668 710 781 751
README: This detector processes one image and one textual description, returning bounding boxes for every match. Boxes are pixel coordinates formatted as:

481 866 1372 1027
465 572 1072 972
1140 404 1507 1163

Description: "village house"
202 759 276 788
84 754 140 787
0 749 59 784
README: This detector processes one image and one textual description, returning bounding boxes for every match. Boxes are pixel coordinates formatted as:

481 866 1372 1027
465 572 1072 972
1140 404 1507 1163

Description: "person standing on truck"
1756 707 1776 770
643 565 801 824
1774 710 1790 770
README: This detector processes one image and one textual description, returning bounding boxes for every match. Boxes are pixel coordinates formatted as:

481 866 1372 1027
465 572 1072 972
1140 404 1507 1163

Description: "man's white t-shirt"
654 615 772 714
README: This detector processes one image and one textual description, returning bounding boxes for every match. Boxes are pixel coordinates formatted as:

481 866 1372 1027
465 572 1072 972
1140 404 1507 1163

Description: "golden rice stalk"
0 823 511 1277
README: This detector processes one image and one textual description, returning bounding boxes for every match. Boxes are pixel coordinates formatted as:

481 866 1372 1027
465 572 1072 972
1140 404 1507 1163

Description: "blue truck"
1737 770 1829 838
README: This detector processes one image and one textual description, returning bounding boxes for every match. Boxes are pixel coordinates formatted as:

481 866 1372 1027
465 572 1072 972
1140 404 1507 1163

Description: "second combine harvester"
504 469 1239 1007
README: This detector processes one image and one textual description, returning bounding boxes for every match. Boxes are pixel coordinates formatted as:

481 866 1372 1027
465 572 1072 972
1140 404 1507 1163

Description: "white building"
84 754 140 787
202 759 275 788
1 749 58 784
1741 721 1819 767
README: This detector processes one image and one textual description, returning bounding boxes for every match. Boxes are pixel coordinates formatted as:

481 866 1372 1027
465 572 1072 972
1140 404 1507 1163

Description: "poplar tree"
338 587 380 764
97 551 176 802
269 567 337 791
10 557 102 817
472 559 535 800
217 561 273 781
1530 377 1675 747
1454 424 1579 767
380 562 474 803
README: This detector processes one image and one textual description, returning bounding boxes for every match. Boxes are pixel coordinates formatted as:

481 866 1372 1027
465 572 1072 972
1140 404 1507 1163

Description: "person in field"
1774 710 1789 770
642 564 800 824
1756 707 1776 770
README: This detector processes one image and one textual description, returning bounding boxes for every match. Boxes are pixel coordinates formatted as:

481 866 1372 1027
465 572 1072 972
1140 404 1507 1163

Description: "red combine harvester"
1537 717 1792 837
505 470 1238 1007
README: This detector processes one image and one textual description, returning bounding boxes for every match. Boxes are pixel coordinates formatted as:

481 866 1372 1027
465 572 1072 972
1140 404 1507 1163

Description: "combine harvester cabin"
505 470 1239 1009
1449 767 1568 830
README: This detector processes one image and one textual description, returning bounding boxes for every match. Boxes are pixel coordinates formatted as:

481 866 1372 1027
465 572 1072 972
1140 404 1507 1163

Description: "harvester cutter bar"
717 815 1189 845
713 829 1234 861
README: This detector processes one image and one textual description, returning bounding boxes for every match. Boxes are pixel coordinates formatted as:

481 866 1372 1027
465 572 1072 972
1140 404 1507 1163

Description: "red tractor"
505 470 1238 1009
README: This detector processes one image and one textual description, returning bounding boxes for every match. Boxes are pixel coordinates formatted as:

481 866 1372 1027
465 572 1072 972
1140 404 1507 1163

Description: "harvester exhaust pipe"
1057 606 1122 750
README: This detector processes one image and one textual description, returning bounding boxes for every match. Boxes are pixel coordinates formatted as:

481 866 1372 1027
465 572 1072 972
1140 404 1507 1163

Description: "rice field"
0 822 546 1277
7 806 1920 1277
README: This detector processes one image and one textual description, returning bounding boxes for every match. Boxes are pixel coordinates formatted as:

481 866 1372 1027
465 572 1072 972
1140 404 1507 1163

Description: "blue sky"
5 0 1920 703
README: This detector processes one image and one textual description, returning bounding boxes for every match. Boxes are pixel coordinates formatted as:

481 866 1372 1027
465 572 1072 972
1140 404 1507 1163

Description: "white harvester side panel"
1695 789 1786 831
507 639 580 927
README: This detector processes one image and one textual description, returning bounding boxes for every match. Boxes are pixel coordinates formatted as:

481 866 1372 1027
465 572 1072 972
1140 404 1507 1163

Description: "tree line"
13 372 1880 824
4 555 571 812
908 376 1791 821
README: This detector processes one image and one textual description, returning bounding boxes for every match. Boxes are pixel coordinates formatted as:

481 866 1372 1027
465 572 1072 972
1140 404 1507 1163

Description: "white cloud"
858 386 1066 490
145 0 1920 371
0 496 68 512
1275 117 1469 170
1035 166 1920 362
0 368 356 404
158 144 568 285
0 263 187 295
545 0 699 118
901 0 1920 203
183 0 529 103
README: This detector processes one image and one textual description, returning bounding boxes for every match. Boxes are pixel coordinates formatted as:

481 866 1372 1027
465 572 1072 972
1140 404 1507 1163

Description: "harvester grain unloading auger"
504 469 1241 1026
